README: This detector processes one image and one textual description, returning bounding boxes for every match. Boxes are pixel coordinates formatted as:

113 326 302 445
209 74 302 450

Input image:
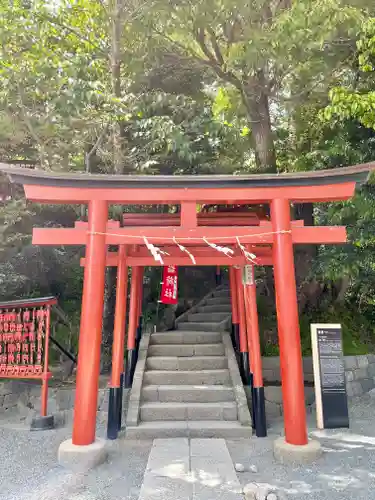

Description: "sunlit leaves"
324 17 375 131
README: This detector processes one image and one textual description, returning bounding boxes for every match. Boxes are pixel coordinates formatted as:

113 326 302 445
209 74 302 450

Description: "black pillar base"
124 349 137 388
118 372 124 431
230 323 235 349
240 351 250 386
107 387 122 440
233 324 240 353
30 414 54 431
248 372 255 430
136 316 143 350
253 387 267 437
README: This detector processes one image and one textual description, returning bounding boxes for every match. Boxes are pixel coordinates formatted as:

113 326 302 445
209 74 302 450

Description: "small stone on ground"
243 482 271 500
235 462 245 472
266 493 278 500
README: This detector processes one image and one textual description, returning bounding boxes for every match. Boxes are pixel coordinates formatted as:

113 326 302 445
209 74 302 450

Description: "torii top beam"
1 163 374 205
1 163 374 254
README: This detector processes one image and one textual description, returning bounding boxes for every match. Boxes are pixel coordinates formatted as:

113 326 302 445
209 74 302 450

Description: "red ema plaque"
0 297 56 380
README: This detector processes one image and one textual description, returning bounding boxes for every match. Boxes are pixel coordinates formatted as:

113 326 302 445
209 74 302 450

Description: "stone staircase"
125 285 252 439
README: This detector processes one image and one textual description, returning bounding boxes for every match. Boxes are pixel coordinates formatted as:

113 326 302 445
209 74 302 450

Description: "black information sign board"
311 324 349 429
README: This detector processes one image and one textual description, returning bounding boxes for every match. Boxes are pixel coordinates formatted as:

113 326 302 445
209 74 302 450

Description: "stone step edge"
150 335 222 345
126 421 251 429
177 322 228 331
140 401 237 408
147 355 227 361
148 343 225 352
151 330 223 335
177 322 226 327
144 369 230 375
125 421 253 439
149 343 225 347
142 384 234 390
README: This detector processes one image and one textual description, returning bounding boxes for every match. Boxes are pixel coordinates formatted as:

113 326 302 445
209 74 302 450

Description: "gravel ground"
228 393 375 499
1 395 375 499
0 421 152 500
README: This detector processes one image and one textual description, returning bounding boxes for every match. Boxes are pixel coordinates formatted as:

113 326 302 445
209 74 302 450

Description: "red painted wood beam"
79 246 272 265
24 181 356 204
123 211 260 219
181 201 197 228
123 216 261 227
122 212 261 227
126 246 272 257
80 255 274 267
75 220 120 229
33 225 347 246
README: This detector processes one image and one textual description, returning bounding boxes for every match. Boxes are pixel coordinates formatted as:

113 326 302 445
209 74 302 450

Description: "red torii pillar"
72 200 108 446
107 245 128 440
125 267 141 388
235 267 250 385
271 198 308 446
229 267 239 351
243 264 266 437
136 267 144 351
215 265 221 286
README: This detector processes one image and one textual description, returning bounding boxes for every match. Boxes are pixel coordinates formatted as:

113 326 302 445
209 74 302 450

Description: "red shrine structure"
1 163 374 463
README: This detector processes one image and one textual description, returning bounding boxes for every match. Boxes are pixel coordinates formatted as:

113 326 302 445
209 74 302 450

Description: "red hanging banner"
160 265 178 305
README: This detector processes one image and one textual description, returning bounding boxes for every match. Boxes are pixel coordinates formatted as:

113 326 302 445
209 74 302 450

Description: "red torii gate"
1 163 374 465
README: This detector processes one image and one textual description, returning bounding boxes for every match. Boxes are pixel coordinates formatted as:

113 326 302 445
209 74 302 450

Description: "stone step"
177 322 223 332
126 421 253 439
140 402 237 421
148 343 225 357
213 289 230 298
146 356 227 371
188 312 230 323
197 304 232 314
151 331 222 345
204 297 231 306
142 385 235 403
143 369 231 386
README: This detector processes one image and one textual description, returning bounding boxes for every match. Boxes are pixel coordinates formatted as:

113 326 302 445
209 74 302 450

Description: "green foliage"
324 17 375 129
0 0 110 168
259 305 374 357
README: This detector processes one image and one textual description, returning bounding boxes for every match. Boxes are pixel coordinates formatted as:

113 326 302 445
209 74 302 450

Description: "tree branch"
195 28 218 65
85 124 108 173
153 26 258 123
35 12 102 51
206 27 224 66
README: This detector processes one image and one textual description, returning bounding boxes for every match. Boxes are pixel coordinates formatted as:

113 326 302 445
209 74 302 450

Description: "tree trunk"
111 0 124 174
245 74 276 173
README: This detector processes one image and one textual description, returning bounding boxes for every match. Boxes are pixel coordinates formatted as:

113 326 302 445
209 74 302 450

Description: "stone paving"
138 438 242 500
1 394 375 499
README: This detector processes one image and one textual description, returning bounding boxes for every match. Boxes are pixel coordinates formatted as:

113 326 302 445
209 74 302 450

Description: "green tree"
325 18 375 129
143 0 364 172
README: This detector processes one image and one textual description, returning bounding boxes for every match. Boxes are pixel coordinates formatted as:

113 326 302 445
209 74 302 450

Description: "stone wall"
0 380 118 425
262 354 375 397
344 354 375 397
